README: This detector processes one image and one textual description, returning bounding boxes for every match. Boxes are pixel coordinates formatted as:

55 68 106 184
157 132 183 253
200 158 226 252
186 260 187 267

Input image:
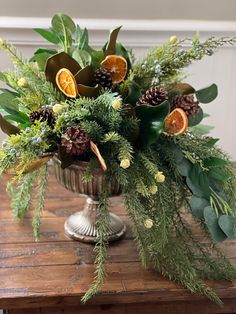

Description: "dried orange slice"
56 68 78 98
164 108 188 136
101 55 127 84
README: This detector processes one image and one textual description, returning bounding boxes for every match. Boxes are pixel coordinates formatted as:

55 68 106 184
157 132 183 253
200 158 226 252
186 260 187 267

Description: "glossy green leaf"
204 206 227 242
104 26 122 56
124 81 142 105
208 168 231 182
203 157 228 168
72 49 92 68
188 107 204 127
34 28 60 44
0 90 19 116
31 52 54 71
90 50 104 69
195 84 218 104
218 215 236 239
188 164 211 198
135 101 170 147
34 48 57 55
189 195 209 218
79 28 89 50
205 137 219 148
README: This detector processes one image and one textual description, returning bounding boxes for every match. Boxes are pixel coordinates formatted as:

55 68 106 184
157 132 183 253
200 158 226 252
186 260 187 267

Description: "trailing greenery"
0 13 236 306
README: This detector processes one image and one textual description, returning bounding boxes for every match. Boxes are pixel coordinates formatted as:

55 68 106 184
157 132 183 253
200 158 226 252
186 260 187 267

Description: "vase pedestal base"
64 197 126 243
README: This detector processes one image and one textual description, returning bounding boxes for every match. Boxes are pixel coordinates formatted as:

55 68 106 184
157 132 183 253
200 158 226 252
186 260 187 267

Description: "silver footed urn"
53 157 126 243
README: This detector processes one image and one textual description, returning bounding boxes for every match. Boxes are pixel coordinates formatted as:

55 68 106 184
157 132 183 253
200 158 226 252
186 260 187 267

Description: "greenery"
0 13 236 305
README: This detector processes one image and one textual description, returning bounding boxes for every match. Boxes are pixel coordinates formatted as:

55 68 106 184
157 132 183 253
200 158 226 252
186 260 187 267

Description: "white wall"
0 5 236 159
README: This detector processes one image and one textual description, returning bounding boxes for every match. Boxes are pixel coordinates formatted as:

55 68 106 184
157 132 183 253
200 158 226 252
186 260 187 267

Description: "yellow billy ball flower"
169 35 178 44
149 185 158 194
17 78 27 87
144 218 154 229
120 159 130 169
155 171 165 183
112 99 122 110
53 103 63 113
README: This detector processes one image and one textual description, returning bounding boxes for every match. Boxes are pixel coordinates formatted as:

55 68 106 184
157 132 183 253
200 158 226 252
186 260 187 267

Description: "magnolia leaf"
124 81 142 105
57 145 75 169
135 101 170 146
168 83 195 95
0 113 20 135
45 52 81 86
195 84 218 104
34 28 60 44
188 107 204 127
74 65 94 86
218 215 236 239
104 26 122 56
190 195 209 218
77 84 100 98
204 206 227 242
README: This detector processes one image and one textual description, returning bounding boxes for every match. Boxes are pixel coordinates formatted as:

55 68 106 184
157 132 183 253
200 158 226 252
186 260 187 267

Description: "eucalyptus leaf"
34 28 60 45
79 28 89 50
188 164 211 198
190 124 214 136
218 215 236 239
204 206 227 242
188 108 204 127
195 84 218 104
176 158 192 177
189 195 209 218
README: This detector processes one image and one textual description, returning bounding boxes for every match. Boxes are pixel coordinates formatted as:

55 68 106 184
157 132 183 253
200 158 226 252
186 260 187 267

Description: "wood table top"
0 171 236 312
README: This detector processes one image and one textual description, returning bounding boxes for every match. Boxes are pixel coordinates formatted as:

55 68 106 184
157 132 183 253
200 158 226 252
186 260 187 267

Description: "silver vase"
53 157 126 243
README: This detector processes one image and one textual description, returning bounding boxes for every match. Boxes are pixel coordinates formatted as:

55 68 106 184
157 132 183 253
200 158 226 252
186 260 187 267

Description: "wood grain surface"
0 171 236 313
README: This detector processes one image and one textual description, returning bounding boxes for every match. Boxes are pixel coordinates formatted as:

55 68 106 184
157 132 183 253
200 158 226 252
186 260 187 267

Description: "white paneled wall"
0 18 236 158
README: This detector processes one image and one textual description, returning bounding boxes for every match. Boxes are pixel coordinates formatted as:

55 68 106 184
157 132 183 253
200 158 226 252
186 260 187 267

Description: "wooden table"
0 173 236 314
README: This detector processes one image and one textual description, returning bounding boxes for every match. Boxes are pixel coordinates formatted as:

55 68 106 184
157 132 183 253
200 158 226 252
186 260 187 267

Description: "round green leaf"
189 195 209 218
195 84 218 104
188 107 204 127
204 206 227 242
218 215 236 239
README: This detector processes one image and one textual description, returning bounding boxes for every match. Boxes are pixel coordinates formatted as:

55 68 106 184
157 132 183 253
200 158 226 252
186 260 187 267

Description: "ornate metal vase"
53 157 126 243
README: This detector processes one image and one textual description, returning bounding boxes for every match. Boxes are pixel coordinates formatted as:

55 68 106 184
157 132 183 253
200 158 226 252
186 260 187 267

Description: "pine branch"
32 165 48 240
81 187 110 302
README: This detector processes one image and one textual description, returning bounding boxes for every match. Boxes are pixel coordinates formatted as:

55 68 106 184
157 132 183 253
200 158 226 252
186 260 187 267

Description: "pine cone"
61 127 90 156
93 68 113 88
30 108 55 127
137 86 168 106
171 95 201 117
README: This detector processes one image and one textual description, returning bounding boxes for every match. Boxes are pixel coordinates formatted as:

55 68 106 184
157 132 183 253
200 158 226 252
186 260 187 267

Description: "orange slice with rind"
56 68 78 98
101 55 127 84
164 108 188 136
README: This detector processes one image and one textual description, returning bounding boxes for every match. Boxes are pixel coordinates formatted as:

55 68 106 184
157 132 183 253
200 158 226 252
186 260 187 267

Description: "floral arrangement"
0 13 236 304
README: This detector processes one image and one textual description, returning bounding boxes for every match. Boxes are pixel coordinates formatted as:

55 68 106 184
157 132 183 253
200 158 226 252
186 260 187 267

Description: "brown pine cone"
171 95 201 117
93 68 113 88
137 86 168 106
61 127 90 156
30 108 55 127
